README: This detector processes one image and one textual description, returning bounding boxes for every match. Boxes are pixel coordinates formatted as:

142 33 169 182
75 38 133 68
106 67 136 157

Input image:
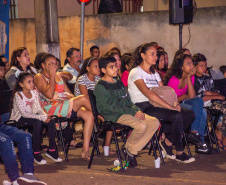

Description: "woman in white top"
128 43 195 163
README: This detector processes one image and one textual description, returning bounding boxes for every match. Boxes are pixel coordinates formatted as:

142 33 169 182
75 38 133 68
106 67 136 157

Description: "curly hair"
131 43 156 73
77 57 99 81
163 54 192 85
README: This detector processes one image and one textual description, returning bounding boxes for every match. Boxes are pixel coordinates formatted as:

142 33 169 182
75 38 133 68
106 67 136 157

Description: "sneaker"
187 133 203 146
45 150 62 162
195 143 211 154
34 153 47 165
160 140 176 160
3 180 12 185
176 152 195 163
121 146 137 168
17 174 47 185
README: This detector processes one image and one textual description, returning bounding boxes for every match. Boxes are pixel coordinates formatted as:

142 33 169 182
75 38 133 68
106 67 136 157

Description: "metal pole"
179 24 183 49
80 2 85 62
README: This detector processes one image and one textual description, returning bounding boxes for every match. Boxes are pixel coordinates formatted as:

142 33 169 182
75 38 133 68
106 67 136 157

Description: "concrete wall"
143 0 226 11
9 6 226 68
17 0 226 18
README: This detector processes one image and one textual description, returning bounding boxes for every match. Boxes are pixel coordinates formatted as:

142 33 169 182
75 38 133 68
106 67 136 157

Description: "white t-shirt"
128 66 161 103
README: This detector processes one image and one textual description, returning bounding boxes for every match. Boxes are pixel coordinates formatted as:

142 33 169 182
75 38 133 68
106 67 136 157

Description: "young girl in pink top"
164 54 209 153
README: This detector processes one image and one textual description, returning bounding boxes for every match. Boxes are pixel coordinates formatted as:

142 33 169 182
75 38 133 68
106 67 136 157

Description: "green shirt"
93 79 141 122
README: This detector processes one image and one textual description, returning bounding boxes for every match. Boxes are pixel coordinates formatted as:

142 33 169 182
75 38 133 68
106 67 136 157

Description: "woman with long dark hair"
128 43 195 163
5 47 37 89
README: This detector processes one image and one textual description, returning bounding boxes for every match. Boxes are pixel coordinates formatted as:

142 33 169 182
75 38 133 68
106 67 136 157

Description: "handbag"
149 86 178 108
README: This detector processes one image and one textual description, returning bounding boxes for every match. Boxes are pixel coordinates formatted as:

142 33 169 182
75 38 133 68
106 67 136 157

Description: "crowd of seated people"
0 42 226 184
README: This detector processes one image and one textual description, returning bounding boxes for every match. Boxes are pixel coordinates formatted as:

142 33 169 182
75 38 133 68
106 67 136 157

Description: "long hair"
155 51 165 70
76 57 99 81
10 47 35 75
10 72 33 110
131 43 156 73
120 55 132 73
163 54 192 85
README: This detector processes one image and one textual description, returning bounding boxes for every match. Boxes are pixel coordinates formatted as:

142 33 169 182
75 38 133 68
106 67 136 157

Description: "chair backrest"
88 90 99 118
0 90 13 115
66 82 75 94
214 79 226 97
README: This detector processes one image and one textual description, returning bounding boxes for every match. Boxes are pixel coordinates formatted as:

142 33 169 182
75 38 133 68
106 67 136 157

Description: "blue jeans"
180 97 207 142
0 124 34 182
1 113 10 124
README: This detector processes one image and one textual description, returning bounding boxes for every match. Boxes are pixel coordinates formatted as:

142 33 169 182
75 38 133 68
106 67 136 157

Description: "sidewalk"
1 140 226 185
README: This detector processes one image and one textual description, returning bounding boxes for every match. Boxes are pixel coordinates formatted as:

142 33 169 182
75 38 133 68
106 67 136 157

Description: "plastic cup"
103 146 109 156
154 157 160 168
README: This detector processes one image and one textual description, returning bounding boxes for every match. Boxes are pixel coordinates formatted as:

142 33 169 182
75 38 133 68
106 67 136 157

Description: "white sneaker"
3 180 12 185
45 150 62 162
34 153 47 165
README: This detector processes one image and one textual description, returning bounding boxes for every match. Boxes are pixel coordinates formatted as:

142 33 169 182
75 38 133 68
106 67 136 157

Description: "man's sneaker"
187 133 203 146
160 140 176 160
45 150 62 162
17 174 47 185
34 153 47 165
121 146 137 168
176 152 195 163
195 143 211 154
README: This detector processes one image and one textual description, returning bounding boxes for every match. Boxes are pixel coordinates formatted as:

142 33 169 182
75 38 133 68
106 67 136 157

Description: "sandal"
80 151 90 161
109 149 116 155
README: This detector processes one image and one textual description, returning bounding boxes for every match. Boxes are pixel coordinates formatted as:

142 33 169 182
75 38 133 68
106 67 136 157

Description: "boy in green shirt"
94 56 159 167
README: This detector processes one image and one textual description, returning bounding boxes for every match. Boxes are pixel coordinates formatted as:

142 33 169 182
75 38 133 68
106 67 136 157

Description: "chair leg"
88 135 98 169
59 121 68 162
154 133 165 165
151 139 157 160
183 132 192 158
148 140 152 155
121 130 126 144
91 130 100 156
112 126 124 172
206 111 214 148
211 114 220 153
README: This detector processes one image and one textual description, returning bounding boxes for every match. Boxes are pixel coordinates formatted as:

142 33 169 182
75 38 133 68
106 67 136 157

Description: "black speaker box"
98 0 122 14
169 0 193 24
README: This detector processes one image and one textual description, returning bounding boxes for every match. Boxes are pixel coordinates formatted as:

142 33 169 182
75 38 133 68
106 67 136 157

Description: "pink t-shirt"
167 76 195 97
121 70 129 87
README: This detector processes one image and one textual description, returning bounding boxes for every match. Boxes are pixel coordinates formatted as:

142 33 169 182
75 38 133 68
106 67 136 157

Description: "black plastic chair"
52 116 84 162
204 107 222 153
88 90 128 172
149 120 192 161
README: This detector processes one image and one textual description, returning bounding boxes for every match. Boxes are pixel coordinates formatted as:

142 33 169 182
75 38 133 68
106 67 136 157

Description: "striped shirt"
74 73 101 96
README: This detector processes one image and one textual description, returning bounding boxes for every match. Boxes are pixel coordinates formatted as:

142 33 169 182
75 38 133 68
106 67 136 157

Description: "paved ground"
1 138 226 185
